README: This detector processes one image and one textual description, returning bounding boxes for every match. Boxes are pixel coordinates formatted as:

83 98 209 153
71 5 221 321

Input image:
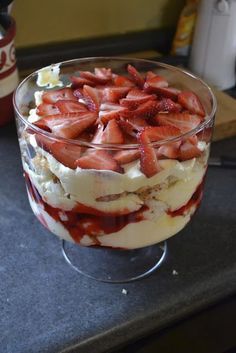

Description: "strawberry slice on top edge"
120 89 156 109
179 140 202 160
33 112 97 139
93 120 124 144
113 149 140 165
138 128 162 178
94 67 112 80
143 125 182 142
155 112 201 133
98 103 129 124
83 85 103 111
55 100 88 113
144 71 168 92
121 99 159 119
42 88 77 104
37 103 60 116
113 75 135 87
127 64 145 88
178 91 205 117
70 76 96 88
50 142 82 169
79 70 111 85
102 86 131 103
75 150 123 173
118 117 148 137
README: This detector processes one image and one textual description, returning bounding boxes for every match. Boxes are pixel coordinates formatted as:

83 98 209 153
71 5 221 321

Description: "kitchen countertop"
0 124 236 353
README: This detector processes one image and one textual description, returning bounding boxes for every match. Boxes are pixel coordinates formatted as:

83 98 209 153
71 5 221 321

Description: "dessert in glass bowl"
14 57 216 282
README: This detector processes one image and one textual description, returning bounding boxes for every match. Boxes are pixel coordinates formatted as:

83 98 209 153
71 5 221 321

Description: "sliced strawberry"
50 142 82 169
154 87 181 101
102 87 130 103
73 88 84 100
118 117 148 137
197 127 212 143
145 71 157 80
157 141 181 159
120 89 155 109
94 67 112 80
91 125 104 143
143 125 182 142
70 76 96 88
35 134 55 152
155 112 201 133
144 72 168 92
179 141 202 160
122 100 159 119
76 150 123 173
155 98 182 113
42 88 76 104
114 149 140 165
34 112 97 139
79 70 110 84
83 85 103 111
37 103 60 116
127 64 145 88
98 103 128 124
101 119 124 144
55 100 88 113
138 129 162 178
113 75 135 87
178 91 205 117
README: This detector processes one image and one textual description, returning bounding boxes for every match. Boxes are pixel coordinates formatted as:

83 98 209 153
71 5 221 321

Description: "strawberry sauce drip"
167 180 204 217
24 173 147 244
24 172 205 245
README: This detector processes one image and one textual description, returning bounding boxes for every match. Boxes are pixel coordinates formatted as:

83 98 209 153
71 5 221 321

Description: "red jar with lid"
0 15 19 126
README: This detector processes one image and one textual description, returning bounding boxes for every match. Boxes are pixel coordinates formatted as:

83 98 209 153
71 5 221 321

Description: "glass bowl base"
61 240 167 283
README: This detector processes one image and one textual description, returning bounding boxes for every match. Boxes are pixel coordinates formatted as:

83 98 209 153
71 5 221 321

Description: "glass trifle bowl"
14 57 216 282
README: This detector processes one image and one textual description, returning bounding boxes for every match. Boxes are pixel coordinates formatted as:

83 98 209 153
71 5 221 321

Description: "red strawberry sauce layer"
24 172 204 245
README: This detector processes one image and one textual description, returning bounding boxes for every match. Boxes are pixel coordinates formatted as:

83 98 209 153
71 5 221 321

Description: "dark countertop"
0 124 236 353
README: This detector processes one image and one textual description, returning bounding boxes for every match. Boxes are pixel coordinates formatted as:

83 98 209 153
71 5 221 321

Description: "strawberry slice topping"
155 98 182 113
70 76 96 88
34 112 97 139
179 141 202 160
138 129 162 178
102 87 130 103
157 141 181 159
76 150 123 173
101 119 124 144
122 100 159 119
120 89 155 109
155 112 201 133
94 67 112 81
37 103 60 116
50 142 82 169
98 103 128 124
55 100 88 113
92 120 124 144
83 85 103 111
79 70 110 84
178 91 205 117
127 64 145 88
144 72 168 92
118 117 148 137
143 125 182 142
42 88 76 104
113 75 135 87
114 149 140 165
154 87 181 101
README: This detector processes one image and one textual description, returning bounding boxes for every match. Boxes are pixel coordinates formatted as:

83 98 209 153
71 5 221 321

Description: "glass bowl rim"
13 56 217 149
